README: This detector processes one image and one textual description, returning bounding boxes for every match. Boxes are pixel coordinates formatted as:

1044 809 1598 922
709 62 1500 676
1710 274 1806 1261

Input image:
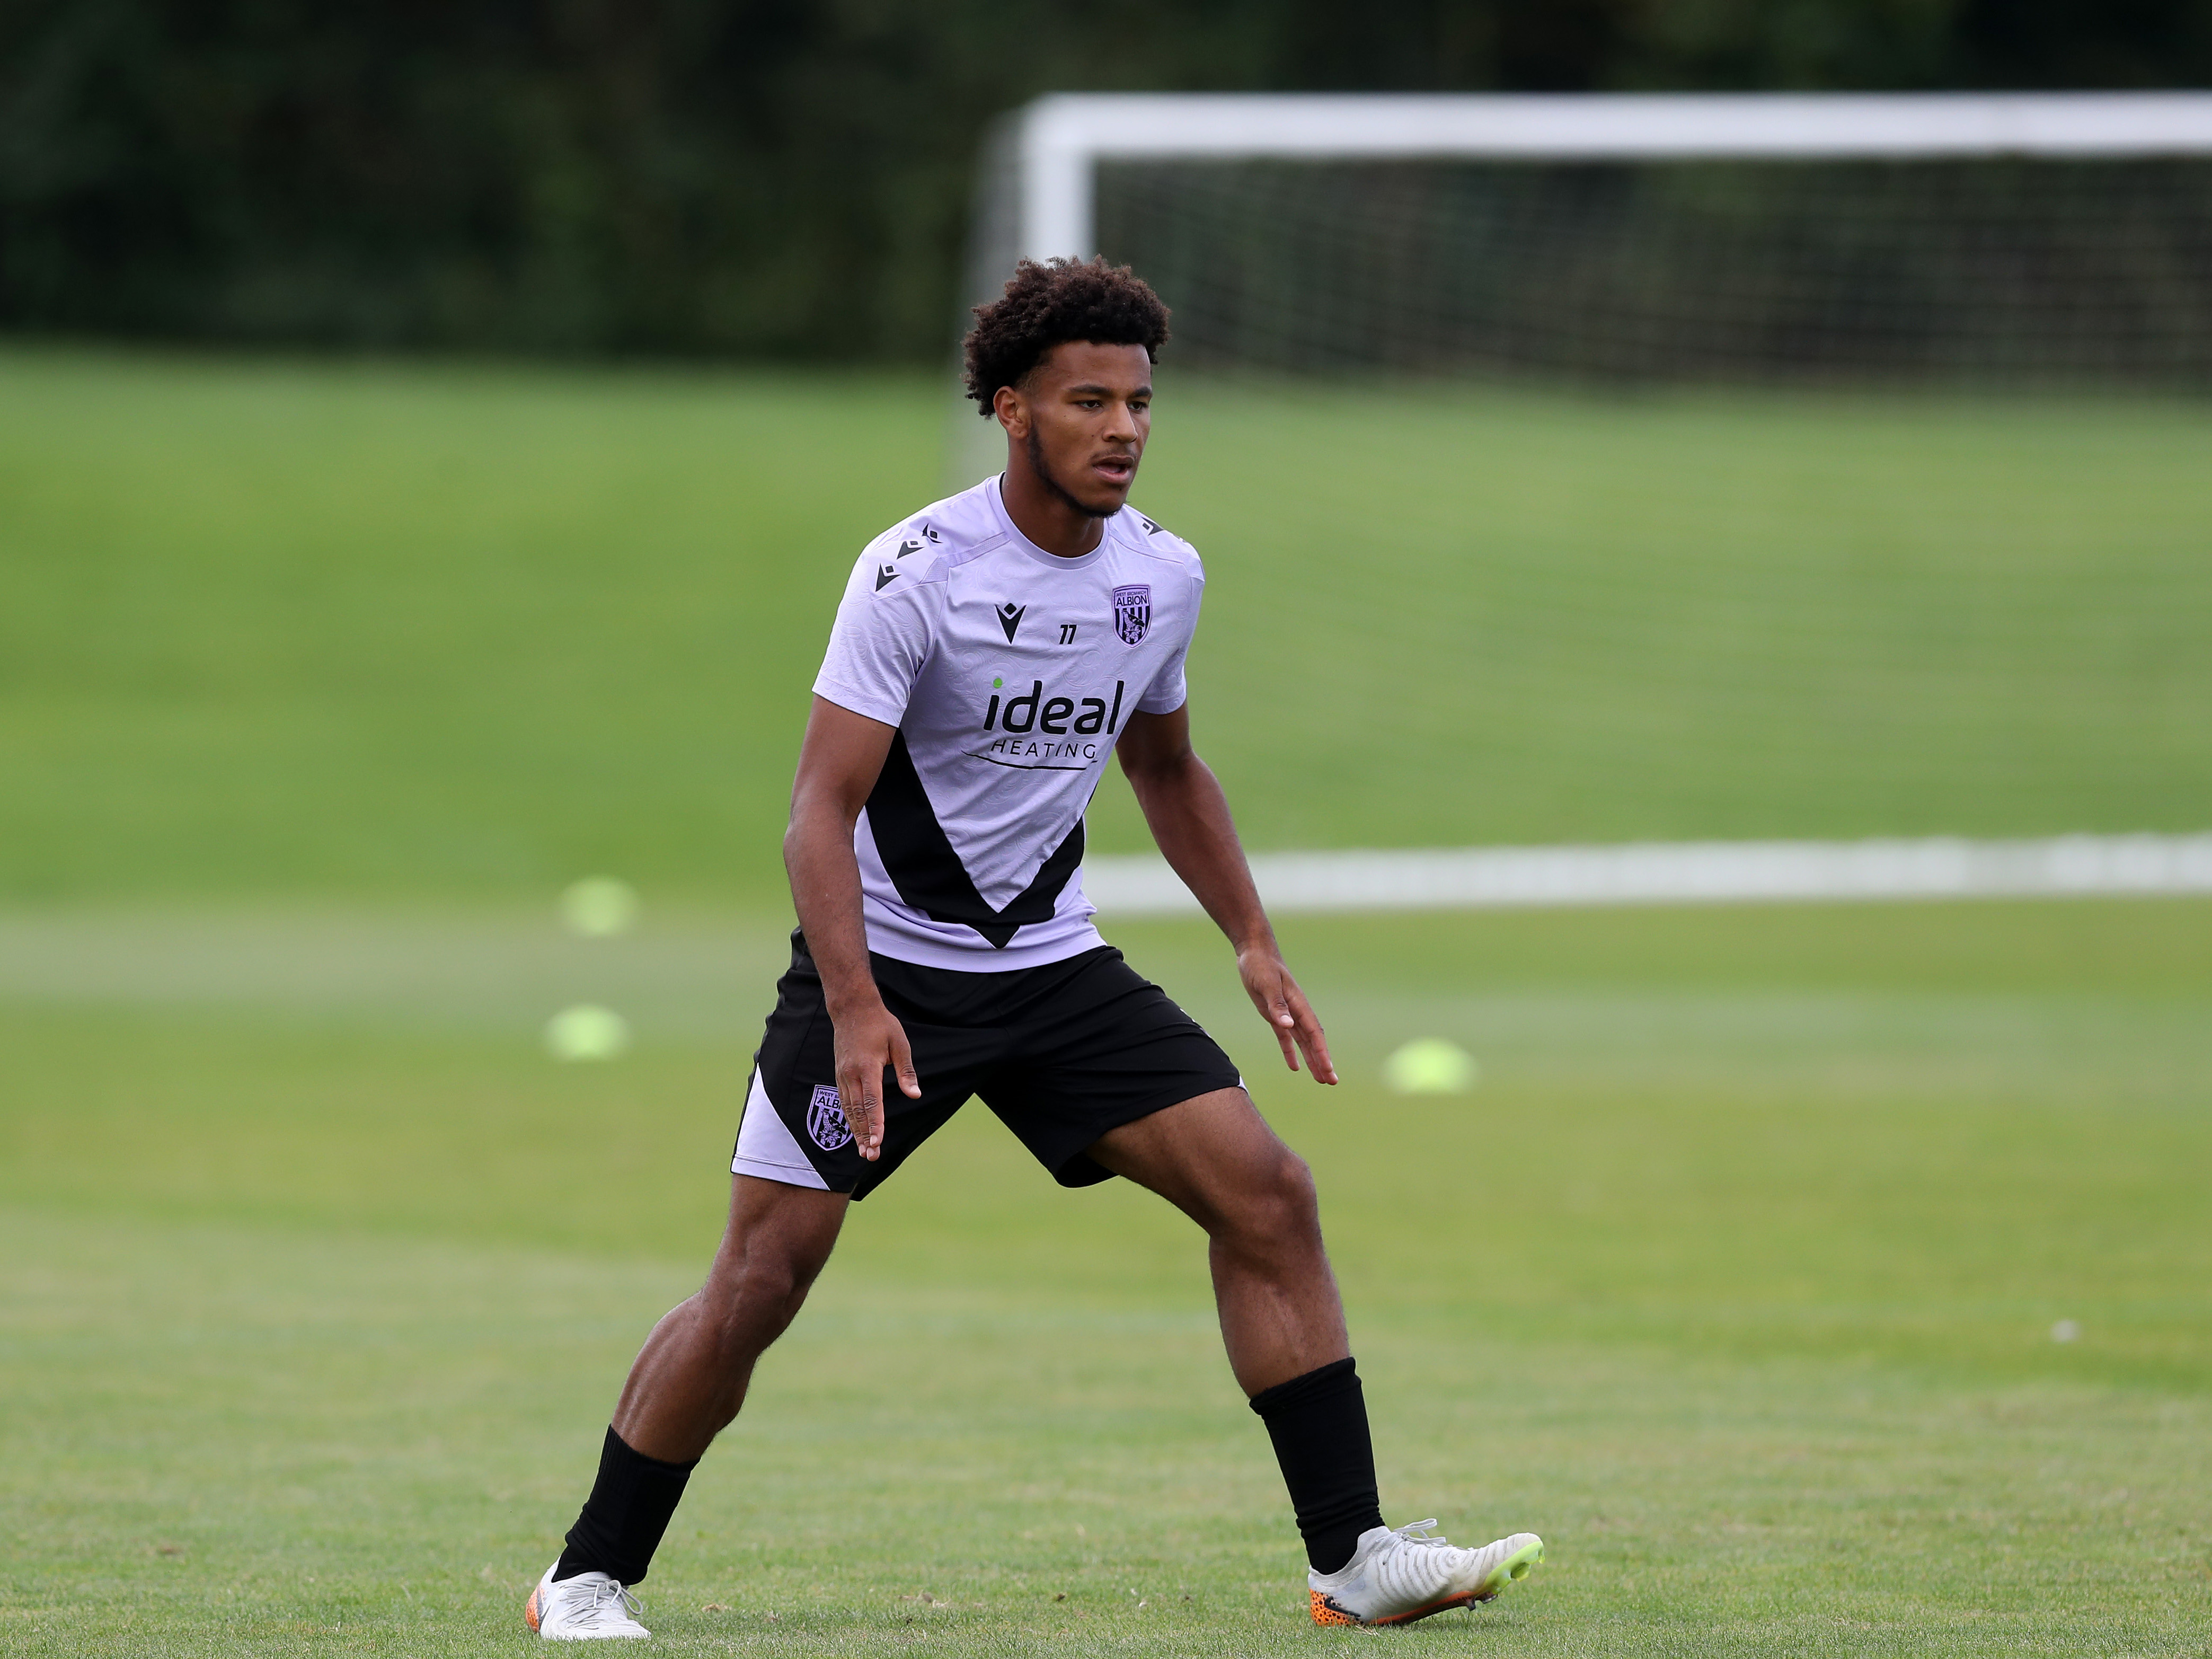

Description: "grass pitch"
4 899 2209 1656
2 349 2208 1653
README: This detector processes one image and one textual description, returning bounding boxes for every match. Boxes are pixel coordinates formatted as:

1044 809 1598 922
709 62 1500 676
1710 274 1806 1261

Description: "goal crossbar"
1007 92 2212 264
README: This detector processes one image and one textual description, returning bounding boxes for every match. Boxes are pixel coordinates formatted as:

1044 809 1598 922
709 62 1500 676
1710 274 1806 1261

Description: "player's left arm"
1116 703 1337 1084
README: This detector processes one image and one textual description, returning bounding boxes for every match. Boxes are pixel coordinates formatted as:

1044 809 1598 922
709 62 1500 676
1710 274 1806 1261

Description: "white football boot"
524 1563 651 1639
1308 1519 1544 1626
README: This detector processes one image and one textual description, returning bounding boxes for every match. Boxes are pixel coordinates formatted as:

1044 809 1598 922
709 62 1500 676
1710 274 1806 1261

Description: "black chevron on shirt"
863 731 1085 949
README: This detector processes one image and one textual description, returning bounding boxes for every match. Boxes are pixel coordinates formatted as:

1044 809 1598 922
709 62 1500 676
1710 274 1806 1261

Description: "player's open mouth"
1093 455 1135 485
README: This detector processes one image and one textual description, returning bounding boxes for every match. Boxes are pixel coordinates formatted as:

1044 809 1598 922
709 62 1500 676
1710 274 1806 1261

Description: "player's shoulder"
1110 504 1204 580
854 479 1006 597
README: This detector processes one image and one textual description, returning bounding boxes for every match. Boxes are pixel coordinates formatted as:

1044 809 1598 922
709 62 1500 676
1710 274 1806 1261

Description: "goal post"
993 92 2212 267
952 92 2212 481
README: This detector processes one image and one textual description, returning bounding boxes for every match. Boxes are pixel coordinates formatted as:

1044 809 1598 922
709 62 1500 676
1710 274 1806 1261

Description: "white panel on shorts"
730 1068 830 1189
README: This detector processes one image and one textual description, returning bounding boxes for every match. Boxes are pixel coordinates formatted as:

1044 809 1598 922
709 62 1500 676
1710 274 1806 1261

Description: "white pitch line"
1082 833 2212 916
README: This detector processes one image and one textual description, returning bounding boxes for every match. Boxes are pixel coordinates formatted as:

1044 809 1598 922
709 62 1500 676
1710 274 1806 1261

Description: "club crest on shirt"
806 1084 853 1151
1112 584 1151 646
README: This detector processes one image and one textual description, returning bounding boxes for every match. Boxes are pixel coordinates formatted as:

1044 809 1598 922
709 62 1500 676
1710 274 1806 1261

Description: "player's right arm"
784 696 921 1163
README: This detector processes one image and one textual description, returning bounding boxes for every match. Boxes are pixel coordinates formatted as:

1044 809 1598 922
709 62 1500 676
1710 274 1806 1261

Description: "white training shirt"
812 475 1204 970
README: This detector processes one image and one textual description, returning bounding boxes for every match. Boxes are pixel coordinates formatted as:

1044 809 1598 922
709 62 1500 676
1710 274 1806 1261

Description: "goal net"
963 94 2212 393
1095 156 2212 384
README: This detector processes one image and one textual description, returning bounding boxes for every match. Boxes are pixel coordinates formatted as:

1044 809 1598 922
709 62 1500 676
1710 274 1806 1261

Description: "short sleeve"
1134 560 1204 715
811 554 934 727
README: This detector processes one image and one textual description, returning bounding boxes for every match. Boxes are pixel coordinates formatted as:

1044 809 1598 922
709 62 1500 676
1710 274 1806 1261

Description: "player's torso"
906 537 1189 788
842 481 1201 959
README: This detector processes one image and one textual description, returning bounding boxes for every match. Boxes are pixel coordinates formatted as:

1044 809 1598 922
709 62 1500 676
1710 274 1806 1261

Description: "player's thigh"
734 932 995 1198
1085 1087 1317 1237
702 1175 850 1308
979 948 1243 1188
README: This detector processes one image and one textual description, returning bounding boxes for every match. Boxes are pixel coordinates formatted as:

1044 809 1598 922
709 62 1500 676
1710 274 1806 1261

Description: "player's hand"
829 998 921 1162
1236 947 1337 1085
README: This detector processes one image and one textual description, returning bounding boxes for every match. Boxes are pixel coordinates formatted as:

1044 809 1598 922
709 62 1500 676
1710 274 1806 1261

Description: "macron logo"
996 602 1026 642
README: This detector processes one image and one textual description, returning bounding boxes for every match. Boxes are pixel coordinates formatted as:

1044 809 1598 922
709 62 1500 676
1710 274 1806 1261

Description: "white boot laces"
570 1576 645 1628
1391 1519 1452 1550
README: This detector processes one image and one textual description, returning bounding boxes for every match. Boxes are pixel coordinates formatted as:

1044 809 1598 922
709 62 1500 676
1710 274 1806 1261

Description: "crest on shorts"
806 1084 853 1151
1112 584 1152 646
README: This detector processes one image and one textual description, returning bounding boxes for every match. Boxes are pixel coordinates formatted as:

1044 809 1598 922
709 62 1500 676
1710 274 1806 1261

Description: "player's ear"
993 382 1027 437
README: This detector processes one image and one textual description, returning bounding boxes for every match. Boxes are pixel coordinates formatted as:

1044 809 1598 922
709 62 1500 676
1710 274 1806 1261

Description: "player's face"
1010 341 1153 517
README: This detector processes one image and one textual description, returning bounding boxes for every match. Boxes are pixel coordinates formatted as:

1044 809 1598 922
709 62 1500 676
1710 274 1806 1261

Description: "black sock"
1249 1357 1385 1576
553 1426 698 1586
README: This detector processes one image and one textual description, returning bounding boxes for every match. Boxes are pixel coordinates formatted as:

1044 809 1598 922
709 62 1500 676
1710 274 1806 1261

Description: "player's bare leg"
614 1176 849 1462
1088 1086 1348 1394
1090 1088 1542 1626
527 1177 843 1638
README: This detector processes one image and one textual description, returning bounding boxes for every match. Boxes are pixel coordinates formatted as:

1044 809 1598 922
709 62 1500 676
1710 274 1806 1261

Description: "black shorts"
730 931 1243 1199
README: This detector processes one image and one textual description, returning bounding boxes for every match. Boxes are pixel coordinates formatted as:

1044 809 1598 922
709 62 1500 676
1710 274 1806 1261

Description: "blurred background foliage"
3 0 2209 361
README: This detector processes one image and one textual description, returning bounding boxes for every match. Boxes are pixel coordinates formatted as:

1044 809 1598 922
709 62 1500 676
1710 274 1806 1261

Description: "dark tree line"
2 0 2206 360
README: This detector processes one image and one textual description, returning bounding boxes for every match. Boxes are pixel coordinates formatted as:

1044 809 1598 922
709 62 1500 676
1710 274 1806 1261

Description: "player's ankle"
557 1425 699 1589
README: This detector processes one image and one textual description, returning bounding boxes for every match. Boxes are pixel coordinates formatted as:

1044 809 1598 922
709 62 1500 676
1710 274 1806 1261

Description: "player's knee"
1229 1145 1321 1252
1272 1149 1323 1239
703 1245 816 1346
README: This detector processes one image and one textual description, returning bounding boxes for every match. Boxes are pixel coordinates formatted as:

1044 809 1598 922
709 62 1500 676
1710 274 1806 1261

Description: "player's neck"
1000 452 1109 559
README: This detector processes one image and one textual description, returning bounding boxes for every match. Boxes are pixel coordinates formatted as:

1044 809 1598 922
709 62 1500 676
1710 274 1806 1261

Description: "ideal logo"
874 562 899 591
996 602 1026 642
983 678 1125 737
806 1084 853 1151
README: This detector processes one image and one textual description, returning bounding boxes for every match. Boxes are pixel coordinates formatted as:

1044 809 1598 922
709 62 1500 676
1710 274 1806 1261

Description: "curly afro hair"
963 258 1171 416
